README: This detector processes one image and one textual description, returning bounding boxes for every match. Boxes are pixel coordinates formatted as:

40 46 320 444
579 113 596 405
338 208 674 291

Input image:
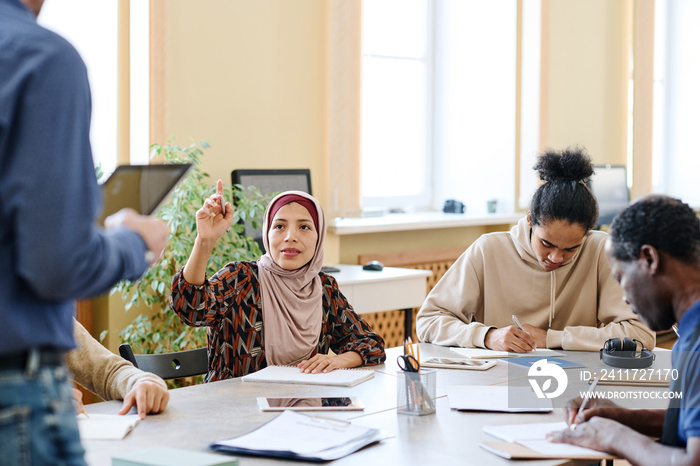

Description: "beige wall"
541 0 632 165
155 0 639 262
97 0 647 348
160 0 330 206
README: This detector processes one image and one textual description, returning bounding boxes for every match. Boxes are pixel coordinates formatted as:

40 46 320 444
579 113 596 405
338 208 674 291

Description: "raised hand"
182 180 235 285
195 179 234 245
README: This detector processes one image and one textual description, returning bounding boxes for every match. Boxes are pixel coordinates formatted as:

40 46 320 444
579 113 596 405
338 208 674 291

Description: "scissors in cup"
397 354 420 373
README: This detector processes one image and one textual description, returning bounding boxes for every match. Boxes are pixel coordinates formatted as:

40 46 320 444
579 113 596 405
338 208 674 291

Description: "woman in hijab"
170 181 386 382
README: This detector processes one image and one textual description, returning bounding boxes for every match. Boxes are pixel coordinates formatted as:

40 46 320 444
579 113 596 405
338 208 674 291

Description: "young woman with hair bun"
417 147 655 352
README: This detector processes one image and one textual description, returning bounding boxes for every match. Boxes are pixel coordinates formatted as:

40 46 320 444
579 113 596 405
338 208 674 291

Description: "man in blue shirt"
548 195 700 465
0 0 168 463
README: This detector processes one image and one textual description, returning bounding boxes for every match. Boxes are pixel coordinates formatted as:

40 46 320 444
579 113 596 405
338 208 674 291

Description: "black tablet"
257 396 365 412
99 164 192 224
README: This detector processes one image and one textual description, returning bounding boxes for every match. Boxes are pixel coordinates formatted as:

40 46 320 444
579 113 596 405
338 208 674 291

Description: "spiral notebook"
241 365 375 387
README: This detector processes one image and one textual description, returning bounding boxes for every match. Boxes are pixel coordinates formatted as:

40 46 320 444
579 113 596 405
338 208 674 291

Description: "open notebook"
450 347 564 359
480 421 615 460
241 365 375 387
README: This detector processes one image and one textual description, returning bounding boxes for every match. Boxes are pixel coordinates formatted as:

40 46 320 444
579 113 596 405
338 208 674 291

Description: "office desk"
329 265 432 340
83 344 671 466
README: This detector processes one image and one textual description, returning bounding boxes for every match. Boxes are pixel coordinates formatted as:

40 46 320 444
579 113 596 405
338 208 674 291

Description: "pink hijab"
258 191 326 366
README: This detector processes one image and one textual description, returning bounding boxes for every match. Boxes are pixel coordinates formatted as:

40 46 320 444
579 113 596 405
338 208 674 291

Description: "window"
361 0 521 214
38 1 118 174
652 0 700 206
361 0 431 210
130 1 150 165
37 1 149 173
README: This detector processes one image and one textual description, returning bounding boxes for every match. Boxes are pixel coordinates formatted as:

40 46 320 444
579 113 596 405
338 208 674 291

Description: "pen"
511 314 524 331
220 195 226 216
573 376 600 427
673 324 680 337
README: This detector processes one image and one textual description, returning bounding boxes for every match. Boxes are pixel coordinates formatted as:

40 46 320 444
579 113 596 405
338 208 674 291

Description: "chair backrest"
118 343 208 380
588 164 630 228
231 168 312 250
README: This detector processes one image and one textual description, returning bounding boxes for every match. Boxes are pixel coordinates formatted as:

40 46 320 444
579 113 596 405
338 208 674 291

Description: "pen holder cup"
397 369 436 416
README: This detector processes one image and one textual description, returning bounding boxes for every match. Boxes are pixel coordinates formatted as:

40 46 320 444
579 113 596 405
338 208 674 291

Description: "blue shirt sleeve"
7 31 148 300
679 349 700 444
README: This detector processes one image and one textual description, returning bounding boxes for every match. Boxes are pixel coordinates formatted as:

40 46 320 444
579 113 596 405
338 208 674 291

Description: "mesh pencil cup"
397 369 436 415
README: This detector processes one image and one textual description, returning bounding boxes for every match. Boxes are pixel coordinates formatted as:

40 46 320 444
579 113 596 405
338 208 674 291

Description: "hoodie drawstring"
549 271 555 327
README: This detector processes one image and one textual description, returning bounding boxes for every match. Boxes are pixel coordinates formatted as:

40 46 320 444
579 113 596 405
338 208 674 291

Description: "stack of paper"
240 365 375 387
480 421 615 460
211 410 391 461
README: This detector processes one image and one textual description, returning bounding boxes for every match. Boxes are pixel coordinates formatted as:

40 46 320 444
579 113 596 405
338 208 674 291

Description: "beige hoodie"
67 319 167 400
416 217 655 351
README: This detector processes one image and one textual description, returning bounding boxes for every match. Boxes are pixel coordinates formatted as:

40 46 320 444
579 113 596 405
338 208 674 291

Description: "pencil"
416 343 420 373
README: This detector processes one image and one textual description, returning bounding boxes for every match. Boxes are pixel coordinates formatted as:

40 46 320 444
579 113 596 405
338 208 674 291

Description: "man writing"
548 195 700 465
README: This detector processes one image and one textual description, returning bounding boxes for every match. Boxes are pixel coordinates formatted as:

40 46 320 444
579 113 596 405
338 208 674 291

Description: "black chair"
231 168 312 251
118 343 208 380
588 164 630 229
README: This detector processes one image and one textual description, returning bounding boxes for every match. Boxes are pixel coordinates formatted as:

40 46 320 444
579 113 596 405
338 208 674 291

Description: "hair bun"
534 147 594 183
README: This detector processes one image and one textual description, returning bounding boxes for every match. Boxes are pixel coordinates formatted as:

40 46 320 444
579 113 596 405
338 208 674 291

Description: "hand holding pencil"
483 315 537 352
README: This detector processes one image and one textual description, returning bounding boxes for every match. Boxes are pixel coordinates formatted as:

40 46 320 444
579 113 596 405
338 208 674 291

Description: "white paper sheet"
447 385 552 412
77 413 140 440
483 421 568 442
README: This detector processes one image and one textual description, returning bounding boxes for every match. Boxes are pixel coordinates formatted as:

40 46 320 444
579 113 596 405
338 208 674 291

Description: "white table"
327 264 432 339
85 344 630 466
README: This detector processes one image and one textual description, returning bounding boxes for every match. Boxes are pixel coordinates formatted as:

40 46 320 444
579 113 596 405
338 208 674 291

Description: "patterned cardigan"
170 261 386 382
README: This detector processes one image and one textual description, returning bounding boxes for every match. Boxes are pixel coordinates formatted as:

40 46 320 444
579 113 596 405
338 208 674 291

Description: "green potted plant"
112 139 270 385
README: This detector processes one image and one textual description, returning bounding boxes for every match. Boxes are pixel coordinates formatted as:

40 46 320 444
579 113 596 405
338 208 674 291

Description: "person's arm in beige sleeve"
416 249 494 348
67 319 169 418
